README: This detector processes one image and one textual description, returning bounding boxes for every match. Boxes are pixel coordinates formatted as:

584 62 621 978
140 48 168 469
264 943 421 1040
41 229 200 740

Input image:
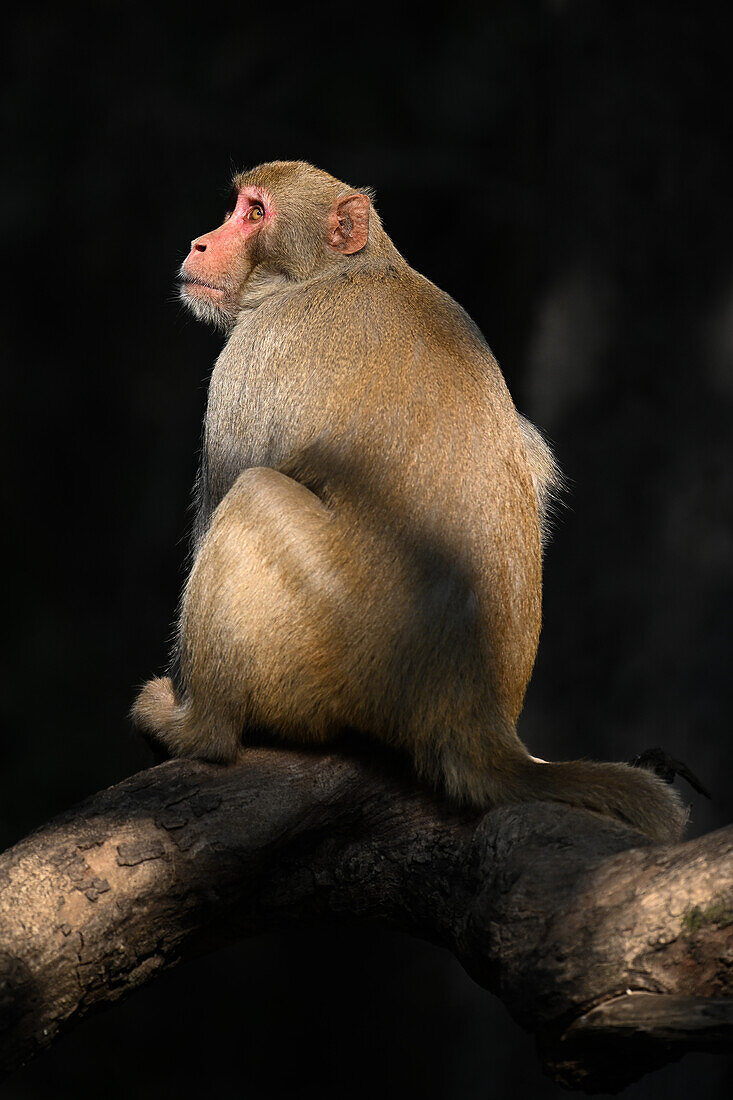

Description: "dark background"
3 1 732 1097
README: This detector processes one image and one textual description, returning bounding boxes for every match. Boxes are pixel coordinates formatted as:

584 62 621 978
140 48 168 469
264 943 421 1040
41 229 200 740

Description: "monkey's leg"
134 467 359 763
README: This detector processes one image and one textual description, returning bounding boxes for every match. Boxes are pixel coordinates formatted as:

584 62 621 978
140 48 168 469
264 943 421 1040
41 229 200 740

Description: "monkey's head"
179 161 376 329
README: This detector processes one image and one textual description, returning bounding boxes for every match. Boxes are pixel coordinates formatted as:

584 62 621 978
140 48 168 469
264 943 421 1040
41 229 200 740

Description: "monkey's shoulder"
353 262 483 329
304 262 496 367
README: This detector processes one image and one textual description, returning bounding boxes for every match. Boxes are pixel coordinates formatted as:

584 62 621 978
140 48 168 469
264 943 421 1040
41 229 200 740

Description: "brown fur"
132 161 685 844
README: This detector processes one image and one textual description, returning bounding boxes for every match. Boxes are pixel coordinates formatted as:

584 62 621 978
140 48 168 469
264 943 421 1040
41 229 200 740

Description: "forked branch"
0 749 731 1092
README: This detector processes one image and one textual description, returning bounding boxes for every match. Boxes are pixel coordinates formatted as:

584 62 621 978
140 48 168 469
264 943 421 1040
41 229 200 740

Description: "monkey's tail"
468 755 687 843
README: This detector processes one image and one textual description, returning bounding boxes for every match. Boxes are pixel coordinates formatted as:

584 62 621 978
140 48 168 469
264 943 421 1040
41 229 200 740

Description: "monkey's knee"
222 466 331 526
179 468 350 742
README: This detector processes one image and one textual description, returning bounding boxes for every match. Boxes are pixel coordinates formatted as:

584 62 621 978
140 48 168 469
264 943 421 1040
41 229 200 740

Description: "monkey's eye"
247 203 265 222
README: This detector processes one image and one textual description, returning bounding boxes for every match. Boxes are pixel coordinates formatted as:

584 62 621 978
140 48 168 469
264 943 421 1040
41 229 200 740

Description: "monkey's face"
179 163 372 331
179 186 272 330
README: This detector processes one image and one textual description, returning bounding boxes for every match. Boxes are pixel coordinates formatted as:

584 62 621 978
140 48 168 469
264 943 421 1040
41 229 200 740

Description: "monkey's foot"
628 747 711 799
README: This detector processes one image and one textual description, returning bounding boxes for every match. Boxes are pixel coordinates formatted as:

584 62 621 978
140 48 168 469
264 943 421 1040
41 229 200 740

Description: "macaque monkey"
133 160 685 843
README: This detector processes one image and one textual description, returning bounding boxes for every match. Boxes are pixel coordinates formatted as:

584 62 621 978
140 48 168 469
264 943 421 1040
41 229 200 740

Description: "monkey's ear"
328 193 370 255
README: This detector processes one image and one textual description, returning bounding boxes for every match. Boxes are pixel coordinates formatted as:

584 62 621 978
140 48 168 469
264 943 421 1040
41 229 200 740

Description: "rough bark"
0 748 731 1093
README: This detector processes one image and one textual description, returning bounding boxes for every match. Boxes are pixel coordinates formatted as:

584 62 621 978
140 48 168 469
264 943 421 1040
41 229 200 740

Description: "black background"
3 2 732 1097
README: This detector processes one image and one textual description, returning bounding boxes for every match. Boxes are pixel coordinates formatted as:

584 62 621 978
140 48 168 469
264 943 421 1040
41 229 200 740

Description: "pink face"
179 187 273 315
179 183 370 329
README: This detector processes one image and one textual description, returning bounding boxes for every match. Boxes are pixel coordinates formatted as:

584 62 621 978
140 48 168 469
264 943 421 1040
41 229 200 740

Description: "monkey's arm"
0 749 730 1093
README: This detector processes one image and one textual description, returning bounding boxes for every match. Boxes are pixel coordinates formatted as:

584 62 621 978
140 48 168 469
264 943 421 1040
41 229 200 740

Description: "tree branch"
0 748 731 1092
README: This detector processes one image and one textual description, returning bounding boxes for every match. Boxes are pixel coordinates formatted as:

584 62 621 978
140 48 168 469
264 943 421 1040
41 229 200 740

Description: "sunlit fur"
178 275 235 332
133 161 685 844
517 415 565 551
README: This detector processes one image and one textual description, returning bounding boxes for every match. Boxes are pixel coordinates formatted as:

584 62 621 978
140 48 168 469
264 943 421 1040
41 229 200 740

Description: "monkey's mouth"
181 275 226 295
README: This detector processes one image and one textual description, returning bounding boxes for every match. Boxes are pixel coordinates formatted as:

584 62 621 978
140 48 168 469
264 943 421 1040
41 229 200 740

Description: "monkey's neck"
362 222 403 266
237 239 403 317
237 266 292 311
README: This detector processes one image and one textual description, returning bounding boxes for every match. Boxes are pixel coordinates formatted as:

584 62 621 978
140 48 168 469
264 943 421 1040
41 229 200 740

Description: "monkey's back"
201 258 542 727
